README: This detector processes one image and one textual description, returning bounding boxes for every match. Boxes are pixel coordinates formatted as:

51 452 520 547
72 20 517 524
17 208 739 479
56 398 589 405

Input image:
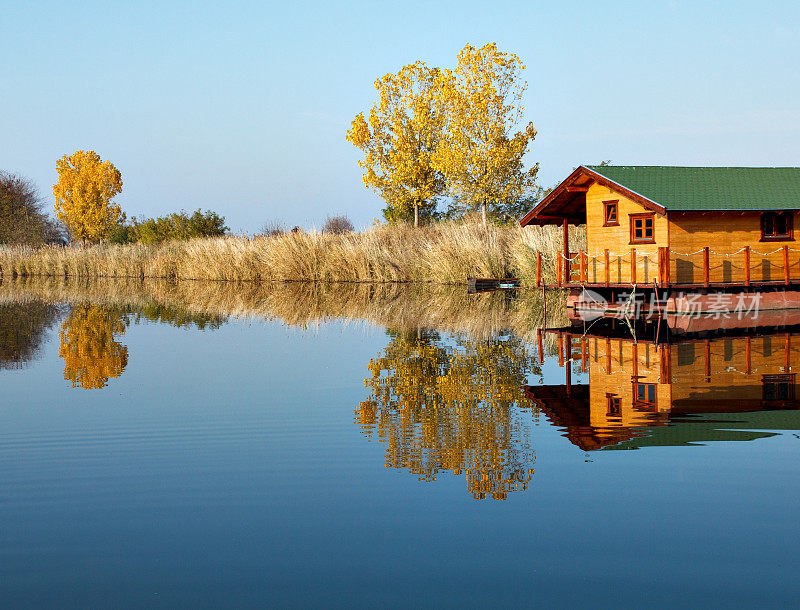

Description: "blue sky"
2 0 798 233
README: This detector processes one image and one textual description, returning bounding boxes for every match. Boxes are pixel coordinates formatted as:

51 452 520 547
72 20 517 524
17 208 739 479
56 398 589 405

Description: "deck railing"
535 245 800 288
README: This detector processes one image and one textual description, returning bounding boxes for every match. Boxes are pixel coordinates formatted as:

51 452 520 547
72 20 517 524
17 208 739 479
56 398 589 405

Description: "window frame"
606 393 622 417
629 212 656 245
762 373 796 403
603 200 619 227
760 211 794 242
632 382 657 411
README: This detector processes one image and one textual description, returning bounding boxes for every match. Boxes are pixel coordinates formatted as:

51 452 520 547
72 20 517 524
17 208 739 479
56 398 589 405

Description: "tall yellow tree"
434 43 539 226
346 62 445 227
53 150 123 245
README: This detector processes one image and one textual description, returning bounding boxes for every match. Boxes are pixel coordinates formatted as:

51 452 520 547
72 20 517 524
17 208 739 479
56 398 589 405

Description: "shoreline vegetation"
0 221 584 286
0 276 567 342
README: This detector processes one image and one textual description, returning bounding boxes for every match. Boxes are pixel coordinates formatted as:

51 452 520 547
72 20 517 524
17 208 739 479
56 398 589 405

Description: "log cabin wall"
588 337 671 429
667 211 800 284
582 335 798 430
669 335 800 410
585 183 668 284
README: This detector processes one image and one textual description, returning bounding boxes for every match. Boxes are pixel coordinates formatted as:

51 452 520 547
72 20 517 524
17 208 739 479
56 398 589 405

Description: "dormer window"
603 201 619 226
761 212 793 241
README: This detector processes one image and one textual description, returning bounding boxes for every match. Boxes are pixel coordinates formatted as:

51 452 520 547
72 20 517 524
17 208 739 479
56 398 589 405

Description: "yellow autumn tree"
346 62 445 227
59 304 129 389
53 150 123 245
433 43 539 226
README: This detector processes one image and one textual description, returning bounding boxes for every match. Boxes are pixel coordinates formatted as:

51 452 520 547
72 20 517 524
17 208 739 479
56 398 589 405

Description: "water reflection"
358 328 539 500
59 304 129 389
0 301 62 370
527 325 800 451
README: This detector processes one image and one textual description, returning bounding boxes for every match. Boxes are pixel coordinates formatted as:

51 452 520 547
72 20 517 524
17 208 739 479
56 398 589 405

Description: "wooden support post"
604 249 610 287
784 246 790 285
605 337 612 372
581 338 587 373
704 339 711 382
630 249 637 284
556 254 562 286
745 336 751 374
663 247 670 285
537 328 544 365
703 247 710 287
785 334 791 372
660 345 672 383
563 218 569 285
564 336 572 397
632 343 639 378
744 246 751 287
579 250 586 283
536 252 542 288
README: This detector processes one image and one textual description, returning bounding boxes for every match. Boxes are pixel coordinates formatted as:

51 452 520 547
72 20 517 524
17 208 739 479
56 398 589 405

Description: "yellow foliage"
358 329 538 500
433 43 539 224
59 304 128 389
53 150 123 244
346 62 446 226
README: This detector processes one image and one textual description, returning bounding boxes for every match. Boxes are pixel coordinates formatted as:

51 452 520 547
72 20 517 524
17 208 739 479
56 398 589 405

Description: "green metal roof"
584 165 800 211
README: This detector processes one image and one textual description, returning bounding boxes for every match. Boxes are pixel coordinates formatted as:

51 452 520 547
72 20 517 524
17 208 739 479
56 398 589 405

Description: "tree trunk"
414 203 419 228
481 202 487 228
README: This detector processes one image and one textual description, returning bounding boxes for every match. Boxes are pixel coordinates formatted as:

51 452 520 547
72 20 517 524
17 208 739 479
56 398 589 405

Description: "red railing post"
703 247 710 287
744 246 751 287
604 249 610 287
579 250 586 283
536 252 542 288
784 245 790 285
556 253 562 286
581 338 587 372
745 336 752 374
630 249 637 284
537 328 544 365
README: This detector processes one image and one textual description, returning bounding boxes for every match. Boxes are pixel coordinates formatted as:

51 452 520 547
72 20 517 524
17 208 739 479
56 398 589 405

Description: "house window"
603 201 619 226
762 374 795 402
606 394 621 416
761 212 793 241
630 213 655 244
633 382 657 410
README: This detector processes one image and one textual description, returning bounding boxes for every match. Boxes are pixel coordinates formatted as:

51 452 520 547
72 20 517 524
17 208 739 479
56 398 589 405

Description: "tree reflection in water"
59 304 130 389
0 301 62 370
358 329 540 500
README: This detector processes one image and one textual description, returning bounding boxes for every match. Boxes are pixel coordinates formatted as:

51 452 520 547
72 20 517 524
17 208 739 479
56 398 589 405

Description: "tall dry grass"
0 221 585 285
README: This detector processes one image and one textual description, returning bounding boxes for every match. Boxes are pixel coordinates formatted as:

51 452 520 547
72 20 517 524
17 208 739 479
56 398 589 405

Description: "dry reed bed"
0 277 568 344
0 222 584 285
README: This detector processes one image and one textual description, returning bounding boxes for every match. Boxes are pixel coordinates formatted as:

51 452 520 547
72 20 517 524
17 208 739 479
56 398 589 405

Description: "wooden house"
525 327 800 451
520 166 800 296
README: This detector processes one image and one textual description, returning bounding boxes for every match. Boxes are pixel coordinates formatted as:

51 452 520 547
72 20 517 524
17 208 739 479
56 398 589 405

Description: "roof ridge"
585 165 800 169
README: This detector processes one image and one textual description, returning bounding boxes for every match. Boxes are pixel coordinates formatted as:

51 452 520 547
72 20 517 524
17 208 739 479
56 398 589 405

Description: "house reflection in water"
526 318 800 451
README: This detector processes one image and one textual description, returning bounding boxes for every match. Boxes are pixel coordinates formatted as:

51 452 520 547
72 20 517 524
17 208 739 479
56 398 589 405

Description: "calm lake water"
0 280 799 608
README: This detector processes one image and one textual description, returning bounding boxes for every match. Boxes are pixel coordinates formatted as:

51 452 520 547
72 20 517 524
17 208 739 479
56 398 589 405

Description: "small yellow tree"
434 44 538 226
347 62 445 227
53 150 123 245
